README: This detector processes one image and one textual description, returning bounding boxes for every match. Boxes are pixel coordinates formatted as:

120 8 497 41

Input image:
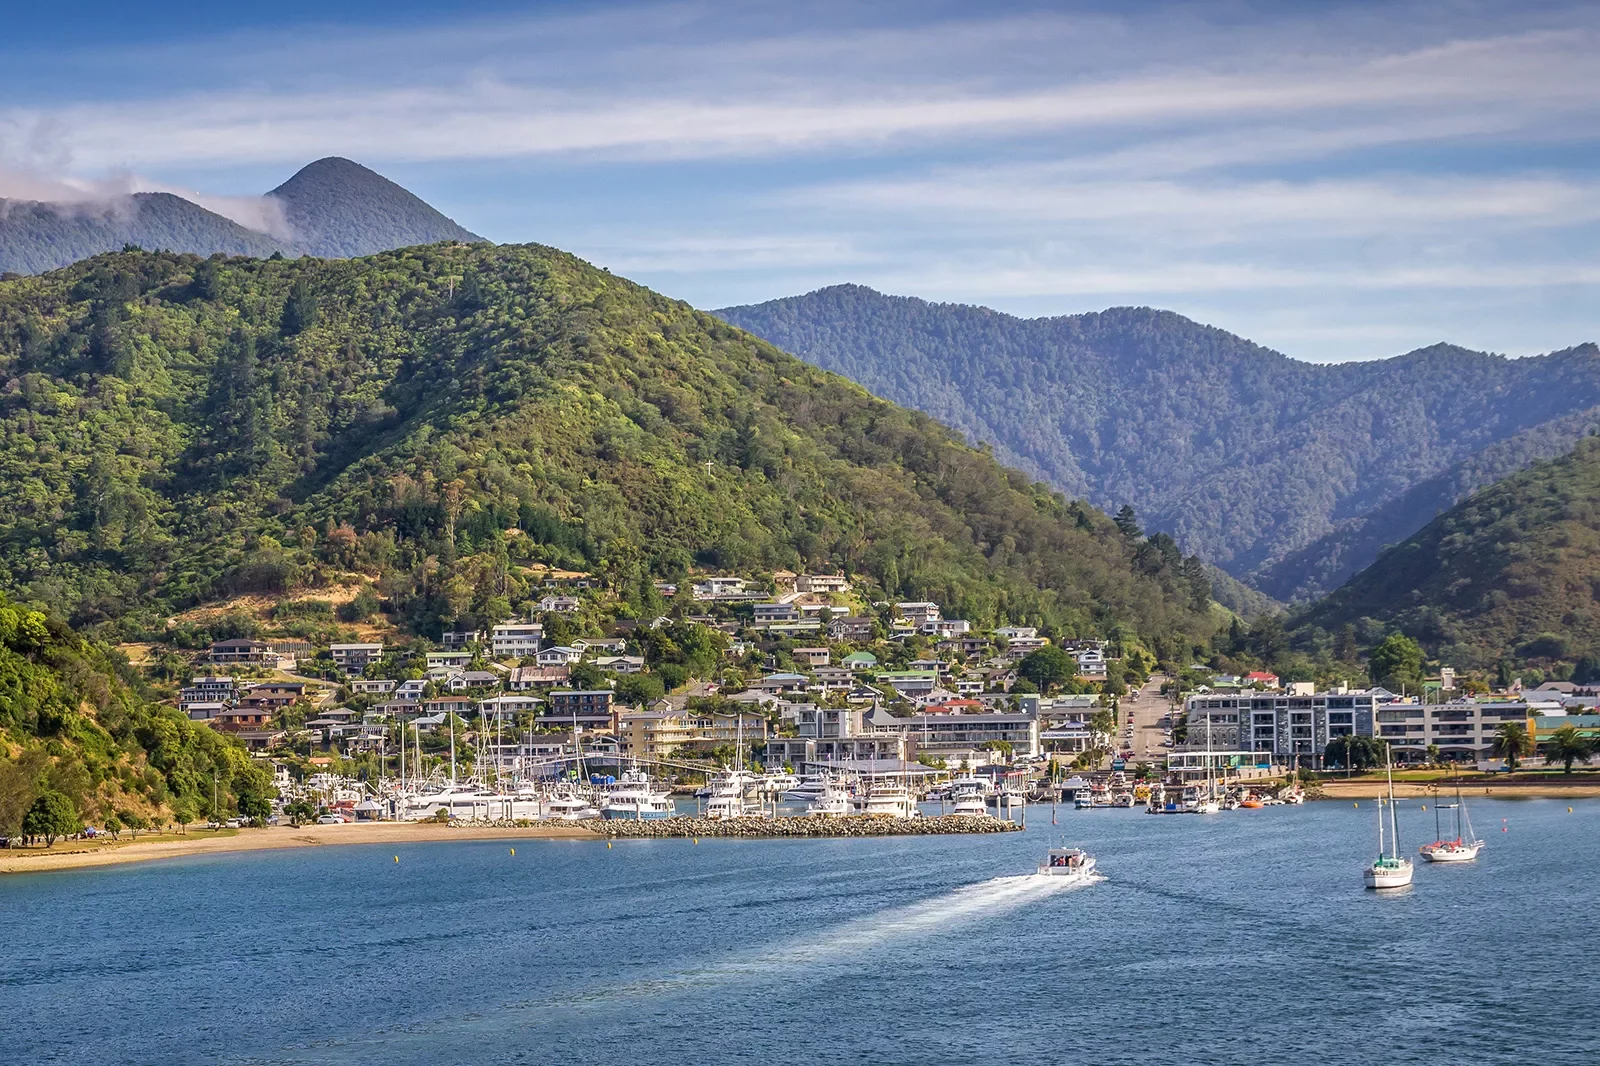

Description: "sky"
2 0 1597 362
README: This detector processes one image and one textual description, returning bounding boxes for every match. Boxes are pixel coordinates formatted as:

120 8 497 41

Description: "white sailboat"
1419 782 1484 862
1363 756 1414 889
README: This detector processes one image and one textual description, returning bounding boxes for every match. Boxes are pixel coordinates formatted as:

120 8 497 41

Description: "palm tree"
1542 724 1594 774
1492 722 1534 773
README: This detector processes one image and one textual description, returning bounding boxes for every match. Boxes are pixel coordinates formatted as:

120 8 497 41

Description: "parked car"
316 814 345 825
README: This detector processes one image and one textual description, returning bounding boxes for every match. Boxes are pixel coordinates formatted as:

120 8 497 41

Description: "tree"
118 809 148 839
22 790 80 847
1323 734 1389 770
171 798 199 834
1018 646 1075 693
1542 724 1593 774
1573 655 1600 687
103 813 123 840
284 800 315 827
1368 633 1424 692
1492 722 1534 773
280 277 318 335
1114 505 1142 539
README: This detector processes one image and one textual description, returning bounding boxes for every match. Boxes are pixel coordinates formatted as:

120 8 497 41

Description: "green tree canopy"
1368 633 1424 691
22 789 80 846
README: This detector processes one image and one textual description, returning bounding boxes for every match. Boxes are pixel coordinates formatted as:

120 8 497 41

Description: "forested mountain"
0 158 484 275
0 244 1221 662
717 285 1600 600
1295 437 1600 668
268 157 483 258
0 193 287 276
0 591 273 837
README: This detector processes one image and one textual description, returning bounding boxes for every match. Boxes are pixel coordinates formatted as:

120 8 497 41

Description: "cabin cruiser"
602 767 674 820
861 780 920 818
805 780 854 817
543 784 602 821
1037 846 1096 880
782 774 832 802
950 786 989 817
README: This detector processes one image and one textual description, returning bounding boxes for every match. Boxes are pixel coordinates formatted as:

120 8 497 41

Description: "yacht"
704 776 756 819
782 774 831 802
543 784 602 821
1364 758 1414 889
1419 783 1484 863
1037 846 1097 881
950 787 989 817
805 781 854 817
602 767 674 821
861 779 921 818
1111 791 1137 808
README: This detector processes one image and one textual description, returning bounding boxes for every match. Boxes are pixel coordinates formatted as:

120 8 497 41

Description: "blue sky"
2 0 1597 362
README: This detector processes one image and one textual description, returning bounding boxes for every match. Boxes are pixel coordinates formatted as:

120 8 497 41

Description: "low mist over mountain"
717 285 1600 601
0 158 484 275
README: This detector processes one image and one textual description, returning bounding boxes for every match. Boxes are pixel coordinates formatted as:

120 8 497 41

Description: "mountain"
267 157 483 258
716 285 1600 600
1295 437 1600 668
0 245 1220 661
0 193 288 275
0 158 485 275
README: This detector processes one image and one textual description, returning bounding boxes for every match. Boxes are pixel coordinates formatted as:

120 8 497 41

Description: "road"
1121 673 1175 764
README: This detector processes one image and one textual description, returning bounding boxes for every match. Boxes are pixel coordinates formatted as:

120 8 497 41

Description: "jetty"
584 815 1022 838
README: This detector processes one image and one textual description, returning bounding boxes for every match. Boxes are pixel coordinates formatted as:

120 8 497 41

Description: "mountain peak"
268 157 485 258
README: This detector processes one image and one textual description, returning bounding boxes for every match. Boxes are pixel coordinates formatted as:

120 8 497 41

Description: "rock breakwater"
584 815 1022 838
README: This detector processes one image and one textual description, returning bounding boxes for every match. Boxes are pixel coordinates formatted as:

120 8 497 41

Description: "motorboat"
1364 758 1414 889
805 782 853 817
1111 791 1137 808
543 784 602 821
1037 846 1097 880
602 767 674 820
950 787 989 817
861 780 920 818
782 774 831 802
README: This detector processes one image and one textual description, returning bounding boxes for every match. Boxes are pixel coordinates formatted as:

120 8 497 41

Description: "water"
3 798 1594 1065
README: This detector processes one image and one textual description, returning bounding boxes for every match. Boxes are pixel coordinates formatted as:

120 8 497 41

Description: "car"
315 814 344 825
224 818 244 829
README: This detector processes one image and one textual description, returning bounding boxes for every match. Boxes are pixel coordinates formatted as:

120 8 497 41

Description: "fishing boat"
1419 782 1484 862
1036 845 1097 880
1363 757 1413 889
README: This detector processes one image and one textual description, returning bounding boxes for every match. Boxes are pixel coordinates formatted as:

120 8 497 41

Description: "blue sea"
3 798 1594 1065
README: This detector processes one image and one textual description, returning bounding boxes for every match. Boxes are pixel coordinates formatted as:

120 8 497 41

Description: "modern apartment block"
1184 689 1384 766
1375 699 1543 762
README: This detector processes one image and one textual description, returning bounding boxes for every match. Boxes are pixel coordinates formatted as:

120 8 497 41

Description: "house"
423 697 475 717
1245 671 1281 688
692 576 751 601
477 694 544 722
180 677 236 710
797 573 851 594
394 679 428 702
812 666 855 689
425 650 472 671
895 602 941 626
573 637 629 655
1075 648 1108 680
546 689 615 718
239 682 303 711
184 701 227 721
772 569 799 592
592 655 646 674
538 595 581 613
209 638 270 664
926 619 971 637
753 602 802 625
952 678 986 696
995 626 1037 641
872 707 1041 763
508 665 570 690
876 671 940 699
763 705 909 770
1003 636 1048 657
747 672 811 695
206 706 275 732
909 658 949 675
536 646 583 667
459 670 501 690
330 643 384 674
490 621 544 660
841 651 878 671
827 616 875 641
350 678 397 696
792 647 831 668
938 636 992 657
440 629 484 651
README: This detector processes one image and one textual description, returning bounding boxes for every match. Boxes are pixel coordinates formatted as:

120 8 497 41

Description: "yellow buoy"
1569 807 1574 813
1353 802 1358 807
393 855 399 863
607 840 612 849
509 848 515 856
1421 805 1426 811
693 837 698 845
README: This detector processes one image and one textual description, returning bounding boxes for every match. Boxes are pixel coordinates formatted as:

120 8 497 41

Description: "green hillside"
717 285 1600 600
0 244 1220 660
268 157 485 258
1296 437 1600 668
0 591 273 837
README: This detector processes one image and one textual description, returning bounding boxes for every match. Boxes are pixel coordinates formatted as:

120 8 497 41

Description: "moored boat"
1419 782 1484 863
1363 757 1413 889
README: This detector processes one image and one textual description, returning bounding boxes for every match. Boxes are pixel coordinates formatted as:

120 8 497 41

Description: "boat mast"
450 712 457 786
1385 755 1400 859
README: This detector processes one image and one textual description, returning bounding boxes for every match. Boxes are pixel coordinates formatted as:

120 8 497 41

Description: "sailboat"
1418 781 1484 862
1363 755 1414 889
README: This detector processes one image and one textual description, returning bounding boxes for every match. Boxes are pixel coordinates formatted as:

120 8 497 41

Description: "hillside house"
491 621 544 660
330 643 384 674
209 638 270 664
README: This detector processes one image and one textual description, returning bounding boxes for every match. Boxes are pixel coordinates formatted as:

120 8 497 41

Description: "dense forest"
0 157 484 275
1295 437 1600 672
0 591 273 837
0 243 1223 662
718 285 1600 601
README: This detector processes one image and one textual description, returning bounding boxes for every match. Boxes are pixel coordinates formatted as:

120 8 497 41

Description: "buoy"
607 840 612 849
393 856 399 863
1353 802 1358 807
693 837 698 845
509 848 515 856
1421 805 1426 811
1569 807 1574 813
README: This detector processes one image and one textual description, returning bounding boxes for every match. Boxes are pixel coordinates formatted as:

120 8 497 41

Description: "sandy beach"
0 821 599 877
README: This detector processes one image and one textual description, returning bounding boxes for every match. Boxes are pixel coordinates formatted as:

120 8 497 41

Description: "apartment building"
1375 699 1544 762
490 621 544 660
330 643 384 675
1184 688 1384 766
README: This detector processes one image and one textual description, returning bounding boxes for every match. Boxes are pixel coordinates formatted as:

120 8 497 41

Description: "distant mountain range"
717 285 1600 602
0 158 483 275
1297 436 1600 666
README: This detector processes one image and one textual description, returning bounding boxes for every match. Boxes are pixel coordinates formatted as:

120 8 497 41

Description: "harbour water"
4 798 1594 1065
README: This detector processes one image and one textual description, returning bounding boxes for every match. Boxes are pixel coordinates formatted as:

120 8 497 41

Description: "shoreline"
1315 779 1600 800
0 821 597 877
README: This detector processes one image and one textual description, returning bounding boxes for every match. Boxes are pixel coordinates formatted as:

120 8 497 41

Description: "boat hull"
1363 861 1414 889
601 808 673 820
1419 842 1482 862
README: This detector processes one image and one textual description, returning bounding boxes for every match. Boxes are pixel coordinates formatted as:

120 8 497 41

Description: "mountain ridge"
716 284 1600 601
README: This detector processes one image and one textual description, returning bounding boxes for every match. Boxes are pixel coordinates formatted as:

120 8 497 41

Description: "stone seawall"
583 815 1023 838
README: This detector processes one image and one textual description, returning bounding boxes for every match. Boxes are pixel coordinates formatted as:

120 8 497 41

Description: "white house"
491 621 544 660
538 595 581 613
536 646 582 667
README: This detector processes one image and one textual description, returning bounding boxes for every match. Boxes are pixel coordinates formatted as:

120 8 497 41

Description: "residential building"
872 707 1041 764
537 646 583 667
995 626 1037 641
394 679 428 702
425 650 472 671
209 638 270 664
763 705 908 769
925 619 971 637
841 651 878 671
617 708 769 758
491 621 545 660
423 697 475 717
876 671 940 700
546 689 615 719
753 602 802 624
330 643 384 675
350 678 397 696
828 616 876 641
184 701 228 721
1185 688 1386 766
180 677 236 710
1002 636 1048 657
591 655 646 674
477 694 544 723
895 602 941 626
508 665 569 690
441 629 484 651
1074 648 1108 680
1377 699 1548 762
746 672 812 695
538 595 581 613
692 576 753 601
797 573 851 594
792 647 831 668
573 637 629 655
